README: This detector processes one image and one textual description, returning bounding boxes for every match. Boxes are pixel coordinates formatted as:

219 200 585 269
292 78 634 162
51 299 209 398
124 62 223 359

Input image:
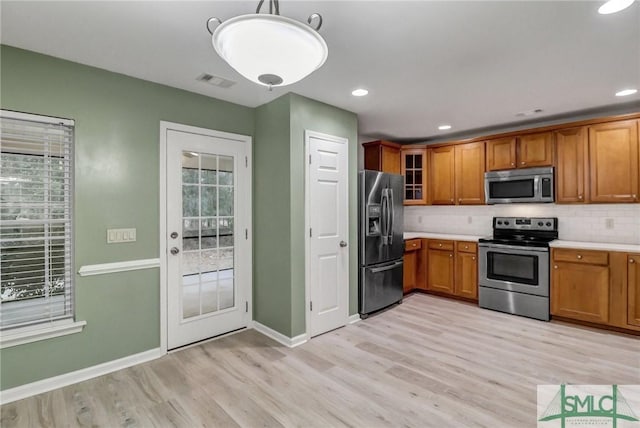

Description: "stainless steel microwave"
485 167 554 204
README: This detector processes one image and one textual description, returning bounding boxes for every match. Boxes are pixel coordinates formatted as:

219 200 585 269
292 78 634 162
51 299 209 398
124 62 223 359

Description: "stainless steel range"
478 217 558 321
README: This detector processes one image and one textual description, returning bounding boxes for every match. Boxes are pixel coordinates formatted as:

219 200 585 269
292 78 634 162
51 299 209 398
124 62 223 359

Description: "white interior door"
306 130 349 337
165 127 251 350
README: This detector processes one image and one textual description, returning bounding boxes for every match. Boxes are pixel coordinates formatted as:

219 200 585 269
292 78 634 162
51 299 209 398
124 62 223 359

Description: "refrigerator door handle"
381 190 389 245
369 260 403 273
388 187 394 244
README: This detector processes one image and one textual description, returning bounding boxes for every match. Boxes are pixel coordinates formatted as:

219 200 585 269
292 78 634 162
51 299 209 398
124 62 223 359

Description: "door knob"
170 231 179 239
170 247 180 255
340 241 348 247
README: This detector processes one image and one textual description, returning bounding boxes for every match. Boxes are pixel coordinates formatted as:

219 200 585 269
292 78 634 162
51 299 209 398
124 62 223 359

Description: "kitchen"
361 115 640 334
1 0 639 425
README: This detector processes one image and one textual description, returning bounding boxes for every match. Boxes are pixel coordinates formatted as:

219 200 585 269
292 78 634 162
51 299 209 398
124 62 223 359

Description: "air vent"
196 73 236 88
516 108 544 117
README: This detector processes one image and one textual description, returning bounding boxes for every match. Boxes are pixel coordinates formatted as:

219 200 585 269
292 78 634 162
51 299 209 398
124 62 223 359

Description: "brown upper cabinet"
555 127 589 203
363 140 401 174
428 142 485 205
588 120 639 203
428 146 455 205
454 142 486 205
401 147 427 205
486 137 516 170
486 132 553 171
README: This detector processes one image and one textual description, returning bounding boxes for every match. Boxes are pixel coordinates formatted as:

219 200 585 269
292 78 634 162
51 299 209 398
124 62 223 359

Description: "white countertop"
403 232 485 242
550 240 640 253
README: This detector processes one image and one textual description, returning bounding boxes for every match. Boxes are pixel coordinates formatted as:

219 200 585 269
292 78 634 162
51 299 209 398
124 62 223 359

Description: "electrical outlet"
605 218 614 229
107 228 137 243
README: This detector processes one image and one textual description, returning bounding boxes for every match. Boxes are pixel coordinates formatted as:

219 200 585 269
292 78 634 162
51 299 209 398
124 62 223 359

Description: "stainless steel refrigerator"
359 170 404 317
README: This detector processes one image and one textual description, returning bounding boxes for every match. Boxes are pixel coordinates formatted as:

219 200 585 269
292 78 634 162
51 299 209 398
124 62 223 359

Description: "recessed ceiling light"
438 125 452 131
615 88 638 97
352 88 369 97
598 0 635 14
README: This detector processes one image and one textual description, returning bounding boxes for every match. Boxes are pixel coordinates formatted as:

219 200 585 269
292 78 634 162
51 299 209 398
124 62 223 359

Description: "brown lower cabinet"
424 239 478 300
455 250 478 299
550 248 640 332
551 249 609 324
628 254 640 327
403 239 420 292
427 244 455 293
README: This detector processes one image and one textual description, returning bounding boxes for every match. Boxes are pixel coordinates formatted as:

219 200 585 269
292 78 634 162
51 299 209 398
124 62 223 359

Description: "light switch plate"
107 228 136 243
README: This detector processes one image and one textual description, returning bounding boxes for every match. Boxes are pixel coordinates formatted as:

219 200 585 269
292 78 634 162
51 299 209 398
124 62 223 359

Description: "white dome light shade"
212 14 328 87
598 0 635 14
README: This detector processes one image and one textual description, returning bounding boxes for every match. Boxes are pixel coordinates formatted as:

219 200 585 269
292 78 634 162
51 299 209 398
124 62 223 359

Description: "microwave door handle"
534 176 540 197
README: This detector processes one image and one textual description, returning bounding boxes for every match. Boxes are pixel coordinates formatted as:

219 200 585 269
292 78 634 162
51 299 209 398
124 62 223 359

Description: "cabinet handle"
450 199 454 203
577 255 582 259
472 256 476 261
511 162 515 166
521 161 526 165
633 194 637 200
578 195 583 200
439 243 442 247
631 259 636 264
449 254 453 258
458 198 462 203
554 265 558 269
464 245 468 249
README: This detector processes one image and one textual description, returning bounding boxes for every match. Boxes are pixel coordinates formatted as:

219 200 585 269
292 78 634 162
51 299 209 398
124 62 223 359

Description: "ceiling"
1 1 639 141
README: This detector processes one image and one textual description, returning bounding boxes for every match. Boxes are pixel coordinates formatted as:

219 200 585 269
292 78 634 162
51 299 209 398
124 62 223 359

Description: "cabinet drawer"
428 240 454 251
456 241 477 253
404 239 422 252
553 248 608 265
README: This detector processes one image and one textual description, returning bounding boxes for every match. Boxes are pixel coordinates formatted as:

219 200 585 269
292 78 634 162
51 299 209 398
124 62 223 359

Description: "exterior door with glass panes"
166 128 250 349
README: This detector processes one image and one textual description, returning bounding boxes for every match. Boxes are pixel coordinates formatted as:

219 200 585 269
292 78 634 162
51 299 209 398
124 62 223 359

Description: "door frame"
304 130 349 340
159 121 252 353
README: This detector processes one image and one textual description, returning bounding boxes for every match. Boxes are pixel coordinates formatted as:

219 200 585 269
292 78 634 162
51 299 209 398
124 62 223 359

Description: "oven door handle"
479 243 549 253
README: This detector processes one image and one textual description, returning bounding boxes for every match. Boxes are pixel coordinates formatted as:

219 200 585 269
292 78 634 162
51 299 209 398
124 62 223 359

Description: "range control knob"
538 221 543 226
497 221 503 225
546 222 552 227
504 221 510 225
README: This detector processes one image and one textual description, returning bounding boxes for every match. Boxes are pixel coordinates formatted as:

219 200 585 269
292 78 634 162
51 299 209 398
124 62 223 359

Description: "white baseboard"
348 314 361 324
0 348 164 405
252 321 307 348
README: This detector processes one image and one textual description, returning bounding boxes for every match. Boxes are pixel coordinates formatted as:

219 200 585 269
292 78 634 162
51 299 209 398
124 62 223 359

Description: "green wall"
289 94 359 335
253 94 358 337
253 96 294 336
0 45 358 391
0 45 255 390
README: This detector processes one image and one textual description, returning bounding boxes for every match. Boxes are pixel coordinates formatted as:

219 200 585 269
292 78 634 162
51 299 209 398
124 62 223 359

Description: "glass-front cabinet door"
401 147 427 205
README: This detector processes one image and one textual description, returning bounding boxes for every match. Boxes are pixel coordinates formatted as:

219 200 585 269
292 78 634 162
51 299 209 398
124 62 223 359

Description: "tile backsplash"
405 204 640 244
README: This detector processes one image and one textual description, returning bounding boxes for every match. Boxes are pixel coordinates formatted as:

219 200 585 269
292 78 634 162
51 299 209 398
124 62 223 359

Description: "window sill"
0 320 87 349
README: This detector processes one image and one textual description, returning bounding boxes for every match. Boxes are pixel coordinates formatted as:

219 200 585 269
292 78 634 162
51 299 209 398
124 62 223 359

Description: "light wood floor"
2 293 639 427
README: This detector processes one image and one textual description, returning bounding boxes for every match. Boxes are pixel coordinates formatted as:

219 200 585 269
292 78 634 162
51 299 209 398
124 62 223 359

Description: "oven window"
487 252 539 285
489 179 534 199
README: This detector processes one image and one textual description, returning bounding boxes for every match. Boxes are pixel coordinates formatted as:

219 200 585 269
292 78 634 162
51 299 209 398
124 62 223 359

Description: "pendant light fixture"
207 0 328 88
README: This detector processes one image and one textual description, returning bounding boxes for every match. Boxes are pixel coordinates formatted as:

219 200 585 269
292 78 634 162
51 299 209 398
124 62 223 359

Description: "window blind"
0 110 74 330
